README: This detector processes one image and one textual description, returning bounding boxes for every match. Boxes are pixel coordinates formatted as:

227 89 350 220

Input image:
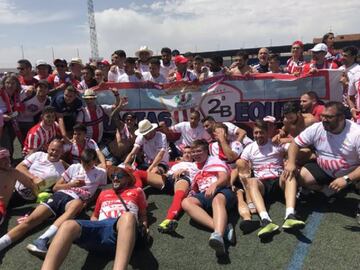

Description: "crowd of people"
0 31 360 269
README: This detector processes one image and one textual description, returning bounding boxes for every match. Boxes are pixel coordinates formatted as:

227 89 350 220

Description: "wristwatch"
343 175 351 185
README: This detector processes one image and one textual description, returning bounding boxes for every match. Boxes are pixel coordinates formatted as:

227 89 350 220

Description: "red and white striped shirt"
76 105 113 143
286 58 305 74
22 121 61 155
63 138 99 164
302 61 338 74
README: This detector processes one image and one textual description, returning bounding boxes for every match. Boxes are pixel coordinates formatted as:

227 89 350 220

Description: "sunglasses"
111 171 128 180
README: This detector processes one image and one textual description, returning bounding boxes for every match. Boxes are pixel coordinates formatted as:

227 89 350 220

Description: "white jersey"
134 131 169 164
76 104 113 143
340 63 360 97
192 156 230 193
17 95 49 122
63 138 99 164
209 140 243 168
15 152 65 200
167 161 199 182
142 72 167 84
60 163 107 200
108 66 125 82
294 120 360 178
160 60 176 81
223 122 253 146
241 140 285 180
171 122 211 151
117 73 143 83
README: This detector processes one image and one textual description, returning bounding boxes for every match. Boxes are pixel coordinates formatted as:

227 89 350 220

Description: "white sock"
259 211 271 222
39 225 58 240
285 207 295 219
321 186 335 197
0 234 12 251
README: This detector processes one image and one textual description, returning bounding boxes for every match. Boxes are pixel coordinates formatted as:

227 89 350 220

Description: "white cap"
311 43 328 53
36 60 49 67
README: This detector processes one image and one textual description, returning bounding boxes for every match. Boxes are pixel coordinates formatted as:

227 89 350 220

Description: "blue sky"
0 0 359 68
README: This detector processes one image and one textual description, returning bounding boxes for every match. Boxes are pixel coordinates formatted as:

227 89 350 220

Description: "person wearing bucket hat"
302 43 339 75
17 79 51 136
0 147 39 226
124 119 169 174
41 165 148 270
76 88 122 144
135 46 153 73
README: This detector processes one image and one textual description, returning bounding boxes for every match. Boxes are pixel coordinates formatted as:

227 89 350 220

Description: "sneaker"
26 237 49 257
282 214 305 231
257 219 279 239
224 223 235 245
158 219 178 233
208 232 226 257
239 220 260 234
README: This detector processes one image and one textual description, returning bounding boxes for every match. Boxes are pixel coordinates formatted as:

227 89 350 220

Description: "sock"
285 207 295 219
0 234 12 251
321 186 336 197
39 225 58 240
166 190 186 220
259 211 271 222
133 170 148 188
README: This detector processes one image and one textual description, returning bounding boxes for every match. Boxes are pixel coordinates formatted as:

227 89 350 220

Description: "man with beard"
284 102 360 199
160 47 176 81
241 120 305 239
230 51 253 76
273 102 316 145
300 91 325 121
302 43 338 75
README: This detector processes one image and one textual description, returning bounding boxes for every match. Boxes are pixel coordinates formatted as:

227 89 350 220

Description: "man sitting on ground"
241 120 305 239
41 166 148 270
182 139 235 257
0 148 107 255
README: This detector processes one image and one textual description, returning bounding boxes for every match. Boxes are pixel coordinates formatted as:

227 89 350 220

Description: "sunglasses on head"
111 171 128 180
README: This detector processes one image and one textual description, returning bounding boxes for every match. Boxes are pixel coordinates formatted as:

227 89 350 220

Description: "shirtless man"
273 101 317 145
0 148 38 225
230 51 253 76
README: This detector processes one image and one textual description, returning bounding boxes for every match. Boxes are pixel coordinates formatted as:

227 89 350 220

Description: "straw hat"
83 89 97 99
135 46 154 57
135 119 158 136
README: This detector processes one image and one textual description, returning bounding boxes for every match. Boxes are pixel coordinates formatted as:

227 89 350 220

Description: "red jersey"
18 76 38 86
302 61 338 75
312 104 325 121
22 121 61 155
47 73 79 88
286 58 304 74
93 187 147 221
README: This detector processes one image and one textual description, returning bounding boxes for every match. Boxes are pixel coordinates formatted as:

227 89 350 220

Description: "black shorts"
303 162 333 185
42 192 75 217
261 178 281 199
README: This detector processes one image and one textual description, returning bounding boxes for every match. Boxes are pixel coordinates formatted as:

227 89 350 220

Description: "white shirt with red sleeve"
294 120 360 178
167 161 199 182
241 140 285 180
134 131 169 164
15 151 65 200
192 156 230 193
209 140 243 168
17 95 49 123
60 164 107 200
171 122 211 151
93 187 147 221
76 104 113 143
22 121 61 155
63 138 99 164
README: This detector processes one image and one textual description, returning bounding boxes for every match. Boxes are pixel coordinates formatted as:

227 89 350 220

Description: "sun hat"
134 119 158 136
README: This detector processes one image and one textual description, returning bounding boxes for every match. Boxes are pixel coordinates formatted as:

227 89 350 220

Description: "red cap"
174 55 188 64
292 40 304 47
100 59 110 66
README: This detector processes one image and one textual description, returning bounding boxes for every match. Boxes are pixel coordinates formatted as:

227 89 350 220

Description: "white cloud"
0 0 73 24
95 0 360 58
